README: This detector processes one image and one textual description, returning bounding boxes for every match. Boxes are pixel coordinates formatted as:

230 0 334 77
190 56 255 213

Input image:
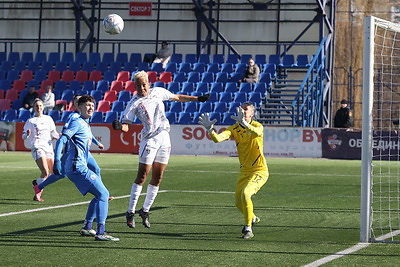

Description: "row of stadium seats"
0 51 310 67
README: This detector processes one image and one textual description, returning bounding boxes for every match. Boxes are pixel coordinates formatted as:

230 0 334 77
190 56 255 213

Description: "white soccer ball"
103 14 124 35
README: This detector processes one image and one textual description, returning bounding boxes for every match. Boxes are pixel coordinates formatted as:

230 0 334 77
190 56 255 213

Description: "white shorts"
31 146 54 161
138 130 171 165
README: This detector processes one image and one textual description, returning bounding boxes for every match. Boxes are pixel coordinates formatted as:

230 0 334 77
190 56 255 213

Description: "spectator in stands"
334 99 353 128
241 58 260 83
21 85 39 112
152 41 172 68
42 85 55 112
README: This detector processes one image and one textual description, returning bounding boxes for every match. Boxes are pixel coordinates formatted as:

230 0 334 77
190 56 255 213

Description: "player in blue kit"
53 95 118 241
33 95 111 202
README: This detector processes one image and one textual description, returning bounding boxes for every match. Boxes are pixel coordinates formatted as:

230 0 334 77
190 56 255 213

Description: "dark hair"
340 99 348 104
162 41 168 45
77 95 94 105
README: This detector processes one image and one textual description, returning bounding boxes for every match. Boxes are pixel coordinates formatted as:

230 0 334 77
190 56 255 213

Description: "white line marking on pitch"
302 230 400 267
0 190 234 217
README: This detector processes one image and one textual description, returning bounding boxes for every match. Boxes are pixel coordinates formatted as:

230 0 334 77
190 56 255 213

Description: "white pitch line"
302 230 400 267
0 190 235 218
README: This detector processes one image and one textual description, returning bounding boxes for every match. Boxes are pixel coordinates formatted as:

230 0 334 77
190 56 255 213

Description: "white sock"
36 177 45 185
127 183 142 213
142 184 159 212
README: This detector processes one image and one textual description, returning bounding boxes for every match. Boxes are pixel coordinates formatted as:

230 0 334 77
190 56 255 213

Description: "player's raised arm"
171 93 210 103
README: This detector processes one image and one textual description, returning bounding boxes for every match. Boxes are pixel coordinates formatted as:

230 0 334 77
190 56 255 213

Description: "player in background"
112 70 210 229
53 95 118 241
22 98 59 201
32 95 108 202
198 102 269 239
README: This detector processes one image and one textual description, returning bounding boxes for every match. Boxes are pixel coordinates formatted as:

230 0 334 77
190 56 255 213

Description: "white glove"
198 113 217 132
230 107 249 128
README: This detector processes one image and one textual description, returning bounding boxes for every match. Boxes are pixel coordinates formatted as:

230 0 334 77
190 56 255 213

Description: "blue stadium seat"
209 82 223 93
187 72 200 83
219 92 232 103
115 53 128 64
248 92 262 106
61 52 74 64
228 102 241 113
153 81 166 88
167 81 180 93
8 52 20 63
197 54 210 64
96 80 110 92
185 54 197 64
14 61 27 72
104 111 118 123
151 62 164 74
295 54 310 67
170 53 182 64
82 80 95 91
241 54 252 63
226 54 239 64
0 61 12 72
118 90 131 102
137 62 149 72
183 101 197 113
2 109 17 122
178 62 192 74
281 54 295 67
0 52 6 62
89 52 101 64
129 53 142 64
213 102 227 113
48 52 61 64
57 111 73 123
90 111 104 123
68 61 81 72
13 109 31 122
235 63 246 74
165 62 178 74
181 82 194 94
212 54 225 65
259 73 272 85
34 52 47 63
168 102 182 113
111 101 125 112
233 92 247 103
263 63 276 77
253 82 268 94
109 62 122 73
68 81 81 92
221 63 234 73
222 112 235 125
173 72 186 83
268 54 280 66
206 63 219 74
193 63 206 73
48 110 61 122
55 62 67 72
21 52 33 63
177 112 192 124
254 54 267 65
215 72 228 83
196 82 209 93
103 71 116 82
199 102 212 113
165 112 177 124
201 72 214 83
209 112 222 124
75 52 87 64
61 89 74 102
90 90 103 102
208 92 218 102
103 52 115 65
82 62 95 72
27 61 40 72
123 62 136 73
224 82 237 93
239 83 252 93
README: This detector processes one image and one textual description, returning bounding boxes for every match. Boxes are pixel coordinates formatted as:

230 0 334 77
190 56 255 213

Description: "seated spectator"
21 86 39 112
152 41 172 68
42 85 55 112
241 58 260 83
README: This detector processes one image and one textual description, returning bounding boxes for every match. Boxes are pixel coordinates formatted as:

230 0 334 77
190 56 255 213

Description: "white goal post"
361 16 400 243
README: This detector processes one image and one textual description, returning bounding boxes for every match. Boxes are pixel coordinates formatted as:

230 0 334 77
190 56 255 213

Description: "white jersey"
122 87 174 139
23 115 59 150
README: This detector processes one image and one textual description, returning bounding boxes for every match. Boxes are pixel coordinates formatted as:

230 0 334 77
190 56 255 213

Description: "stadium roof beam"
70 0 97 53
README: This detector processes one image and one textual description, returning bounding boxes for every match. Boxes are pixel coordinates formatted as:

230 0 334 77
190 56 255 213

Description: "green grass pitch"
0 152 399 266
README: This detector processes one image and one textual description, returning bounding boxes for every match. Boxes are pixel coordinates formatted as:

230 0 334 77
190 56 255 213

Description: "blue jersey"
62 115 96 194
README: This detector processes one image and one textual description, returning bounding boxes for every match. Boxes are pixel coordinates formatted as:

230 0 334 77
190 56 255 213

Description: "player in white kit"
112 71 210 229
22 98 59 201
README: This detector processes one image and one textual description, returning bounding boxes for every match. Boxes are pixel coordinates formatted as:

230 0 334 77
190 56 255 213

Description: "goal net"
361 16 400 243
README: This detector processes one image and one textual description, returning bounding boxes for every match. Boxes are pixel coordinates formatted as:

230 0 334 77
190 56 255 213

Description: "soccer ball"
103 14 124 35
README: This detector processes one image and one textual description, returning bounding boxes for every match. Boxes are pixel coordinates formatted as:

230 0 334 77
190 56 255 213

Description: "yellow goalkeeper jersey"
210 121 268 173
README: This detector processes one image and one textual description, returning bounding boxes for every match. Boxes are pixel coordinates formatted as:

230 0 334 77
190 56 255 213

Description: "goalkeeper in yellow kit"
198 102 269 239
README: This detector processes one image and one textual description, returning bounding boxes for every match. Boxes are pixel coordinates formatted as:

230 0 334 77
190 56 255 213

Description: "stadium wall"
0 1 321 56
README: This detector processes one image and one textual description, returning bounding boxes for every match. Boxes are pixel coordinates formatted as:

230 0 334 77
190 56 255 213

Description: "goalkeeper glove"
112 119 122 130
197 94 210 102
230 106 249 128
53 159 62 176
198 113 217 133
